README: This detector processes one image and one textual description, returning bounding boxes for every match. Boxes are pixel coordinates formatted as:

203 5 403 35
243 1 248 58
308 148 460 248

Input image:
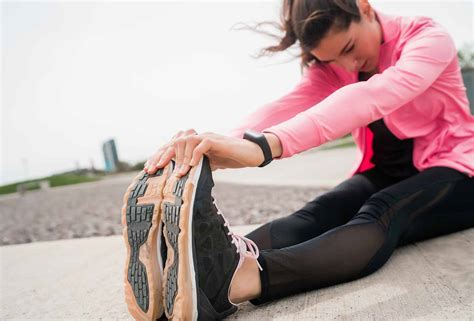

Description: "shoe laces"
213 199 263 271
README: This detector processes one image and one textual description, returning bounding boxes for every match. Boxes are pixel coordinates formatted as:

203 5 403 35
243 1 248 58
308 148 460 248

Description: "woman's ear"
358 0 375 21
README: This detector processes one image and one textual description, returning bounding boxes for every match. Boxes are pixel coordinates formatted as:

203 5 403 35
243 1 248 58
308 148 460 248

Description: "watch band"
243 129 273 167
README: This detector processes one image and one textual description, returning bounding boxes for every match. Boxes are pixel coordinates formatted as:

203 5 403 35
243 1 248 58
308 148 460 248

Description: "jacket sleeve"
262 23 458 158
226 64 338 142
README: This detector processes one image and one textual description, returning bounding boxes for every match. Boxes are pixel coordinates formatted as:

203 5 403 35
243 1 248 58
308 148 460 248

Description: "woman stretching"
121 0 474 320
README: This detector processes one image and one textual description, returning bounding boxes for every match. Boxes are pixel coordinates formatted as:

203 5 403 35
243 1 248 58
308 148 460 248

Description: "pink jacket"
227 9 474 178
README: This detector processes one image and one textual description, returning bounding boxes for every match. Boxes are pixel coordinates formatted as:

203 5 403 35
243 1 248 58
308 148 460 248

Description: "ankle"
229 253 262 304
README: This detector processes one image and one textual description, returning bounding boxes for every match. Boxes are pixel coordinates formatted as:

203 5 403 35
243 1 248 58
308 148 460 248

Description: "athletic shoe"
161 155 263 320
122 161 175 321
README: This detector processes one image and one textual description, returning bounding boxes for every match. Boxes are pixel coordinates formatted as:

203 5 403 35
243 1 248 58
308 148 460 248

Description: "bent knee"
349 191 398 230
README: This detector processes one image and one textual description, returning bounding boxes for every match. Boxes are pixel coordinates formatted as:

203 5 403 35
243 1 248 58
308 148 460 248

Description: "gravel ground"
0 173 327 246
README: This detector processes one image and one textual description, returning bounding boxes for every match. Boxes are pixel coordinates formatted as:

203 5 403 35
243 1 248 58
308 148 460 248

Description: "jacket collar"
374 9 400 45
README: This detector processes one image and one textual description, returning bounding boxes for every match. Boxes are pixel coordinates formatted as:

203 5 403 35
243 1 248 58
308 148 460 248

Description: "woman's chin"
364 58 380 73
360 59 370 72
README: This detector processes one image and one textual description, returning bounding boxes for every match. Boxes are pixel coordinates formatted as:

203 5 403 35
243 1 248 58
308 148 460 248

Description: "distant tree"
132 161 147 171
458 43 474 69
117 161 132 172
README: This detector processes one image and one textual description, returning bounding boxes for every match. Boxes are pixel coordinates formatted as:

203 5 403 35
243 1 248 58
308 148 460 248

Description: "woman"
134 0 474 319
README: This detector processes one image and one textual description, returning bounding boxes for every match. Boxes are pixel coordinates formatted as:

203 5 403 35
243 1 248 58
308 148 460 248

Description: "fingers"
190 138 212 167
177 135 201 176
170 129 198 172
144 128 204 175
144 148 164 174
174 137 186 170
157 146 175 168
144 129 196 174
172 128 197 140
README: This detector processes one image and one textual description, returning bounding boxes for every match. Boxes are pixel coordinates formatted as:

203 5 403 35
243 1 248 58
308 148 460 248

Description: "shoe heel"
196 286 238 321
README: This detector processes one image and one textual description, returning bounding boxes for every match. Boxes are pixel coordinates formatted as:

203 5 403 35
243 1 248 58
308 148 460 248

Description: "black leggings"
244 166 474 305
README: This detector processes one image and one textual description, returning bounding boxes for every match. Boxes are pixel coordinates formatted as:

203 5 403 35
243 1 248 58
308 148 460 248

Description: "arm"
263 23 457 158
226 64 338 141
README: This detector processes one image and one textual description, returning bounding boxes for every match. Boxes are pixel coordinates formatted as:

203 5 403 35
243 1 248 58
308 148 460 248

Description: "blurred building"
102 139 119 172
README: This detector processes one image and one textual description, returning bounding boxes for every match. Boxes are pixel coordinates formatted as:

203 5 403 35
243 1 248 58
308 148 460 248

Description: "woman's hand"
144 129 266 177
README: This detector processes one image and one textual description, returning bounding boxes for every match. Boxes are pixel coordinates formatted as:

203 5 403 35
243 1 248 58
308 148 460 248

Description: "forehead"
309 22 357 61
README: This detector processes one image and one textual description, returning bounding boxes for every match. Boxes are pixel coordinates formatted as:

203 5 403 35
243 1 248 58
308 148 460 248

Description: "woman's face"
310 4 382 73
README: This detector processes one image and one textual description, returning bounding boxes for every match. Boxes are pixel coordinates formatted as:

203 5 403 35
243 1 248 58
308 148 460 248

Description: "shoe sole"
122 163 174 321
162 158 204 321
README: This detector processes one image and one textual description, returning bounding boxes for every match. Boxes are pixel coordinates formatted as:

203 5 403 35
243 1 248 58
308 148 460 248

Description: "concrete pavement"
213 146 358 188
2 147 473 320
2 225 472 320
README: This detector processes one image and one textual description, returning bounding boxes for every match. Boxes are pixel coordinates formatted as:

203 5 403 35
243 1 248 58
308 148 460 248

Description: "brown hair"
235 0 361 72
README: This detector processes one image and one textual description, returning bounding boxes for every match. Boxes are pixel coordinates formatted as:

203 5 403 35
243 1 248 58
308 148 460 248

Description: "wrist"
262 132 283 159
242 130 274 167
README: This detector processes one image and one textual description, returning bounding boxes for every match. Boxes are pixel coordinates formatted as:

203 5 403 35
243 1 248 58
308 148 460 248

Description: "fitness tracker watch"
243 129 273 167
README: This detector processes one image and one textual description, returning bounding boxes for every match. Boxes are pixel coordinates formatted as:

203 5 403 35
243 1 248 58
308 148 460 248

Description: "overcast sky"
2 0 473 185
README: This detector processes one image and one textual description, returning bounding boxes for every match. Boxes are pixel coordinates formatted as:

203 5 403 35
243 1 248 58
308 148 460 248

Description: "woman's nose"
339 57 359 72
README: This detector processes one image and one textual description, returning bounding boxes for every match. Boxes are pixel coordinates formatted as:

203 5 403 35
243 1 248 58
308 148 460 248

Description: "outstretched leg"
244 166 398 250
240 166 473 305
397 173 474 246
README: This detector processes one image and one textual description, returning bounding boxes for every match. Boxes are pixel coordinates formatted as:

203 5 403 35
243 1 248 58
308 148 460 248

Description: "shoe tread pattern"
163 173 188 316
125 169 164 312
